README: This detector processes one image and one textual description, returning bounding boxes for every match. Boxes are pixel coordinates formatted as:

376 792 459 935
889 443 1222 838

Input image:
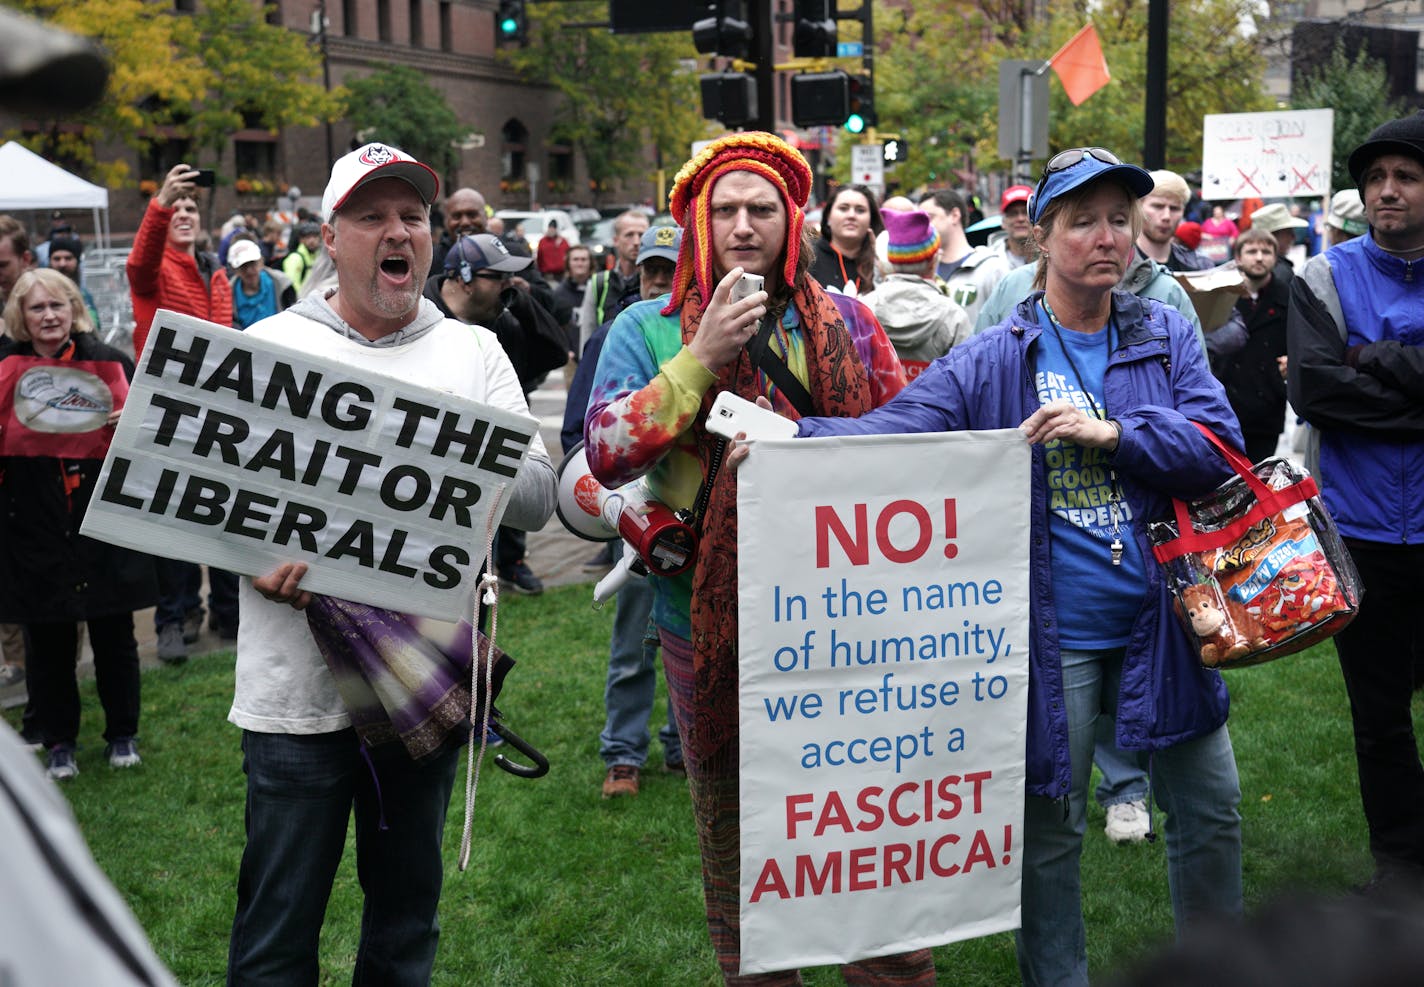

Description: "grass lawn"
4 583 1378 985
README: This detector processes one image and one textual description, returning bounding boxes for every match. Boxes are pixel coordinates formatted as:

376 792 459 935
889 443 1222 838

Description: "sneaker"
498 560 544 596
156 623 188 665
484 723 504 748
181 608 204 644
19 727 44 753
581 543 617 572
46 745 78 781
105 737 142 769
0 663 23 688
602 764 639 798
1104 799 1151 844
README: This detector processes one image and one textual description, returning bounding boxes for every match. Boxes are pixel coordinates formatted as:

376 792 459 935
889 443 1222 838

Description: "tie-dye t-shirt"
583 297 812 637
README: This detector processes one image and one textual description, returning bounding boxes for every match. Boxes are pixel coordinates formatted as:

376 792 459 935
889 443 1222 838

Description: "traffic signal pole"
751 0 776 131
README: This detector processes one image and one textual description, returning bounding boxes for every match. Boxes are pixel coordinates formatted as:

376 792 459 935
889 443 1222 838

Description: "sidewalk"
0 374 602 710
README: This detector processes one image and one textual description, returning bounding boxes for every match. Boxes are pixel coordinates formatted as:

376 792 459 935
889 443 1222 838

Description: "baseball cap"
227 240 263 269
1001 185 1033 211
1249 203 1307 234
1347 110 1424 187
1027 148 1153 224
444 233 532 281
636 225 682 265
321 142 440 222
1326 189 1366 237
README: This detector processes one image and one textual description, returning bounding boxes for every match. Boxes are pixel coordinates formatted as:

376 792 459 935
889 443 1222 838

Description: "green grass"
4 584 1378 985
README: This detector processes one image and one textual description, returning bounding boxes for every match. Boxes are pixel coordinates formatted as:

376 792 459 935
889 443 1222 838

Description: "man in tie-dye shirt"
582 132 935 985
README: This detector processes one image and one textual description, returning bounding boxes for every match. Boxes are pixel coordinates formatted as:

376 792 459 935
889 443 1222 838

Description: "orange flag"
1048 24 1111 106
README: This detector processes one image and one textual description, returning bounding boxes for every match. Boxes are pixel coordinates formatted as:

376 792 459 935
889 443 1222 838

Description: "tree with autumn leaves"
874 0 1277 189
1 0 337 189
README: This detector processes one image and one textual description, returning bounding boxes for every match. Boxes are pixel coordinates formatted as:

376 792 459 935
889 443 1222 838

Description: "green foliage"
341 65 466 176
2 0 337 188
1292 41 1409 191
5 584 1380 985
873 0 1275 187
498 3 710 200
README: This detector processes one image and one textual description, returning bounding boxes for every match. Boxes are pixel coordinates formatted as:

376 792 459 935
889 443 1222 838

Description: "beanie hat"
1174 221 1203 250
1347 110 1424 187
1326 188 1366 237
880 208 940 267
664 131 812 314
47 234 83 259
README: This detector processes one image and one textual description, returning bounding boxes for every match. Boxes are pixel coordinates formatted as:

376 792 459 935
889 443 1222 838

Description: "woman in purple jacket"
790 150 1246 986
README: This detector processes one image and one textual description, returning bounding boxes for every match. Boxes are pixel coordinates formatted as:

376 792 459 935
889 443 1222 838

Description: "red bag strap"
1153 423 1319 561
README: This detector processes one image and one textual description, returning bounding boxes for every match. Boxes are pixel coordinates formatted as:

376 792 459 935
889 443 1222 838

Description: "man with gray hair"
226 142 555 982
1137 170 1212 272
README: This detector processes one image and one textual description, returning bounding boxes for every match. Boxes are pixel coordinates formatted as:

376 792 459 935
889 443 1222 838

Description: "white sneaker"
1104 799 1150 844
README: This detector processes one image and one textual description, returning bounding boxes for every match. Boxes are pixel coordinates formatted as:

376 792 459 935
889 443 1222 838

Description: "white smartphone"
729 272 764 304
706 391 798 441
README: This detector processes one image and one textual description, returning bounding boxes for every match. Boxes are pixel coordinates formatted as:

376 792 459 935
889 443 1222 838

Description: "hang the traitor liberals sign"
736 430 1031 974
80 309 539 621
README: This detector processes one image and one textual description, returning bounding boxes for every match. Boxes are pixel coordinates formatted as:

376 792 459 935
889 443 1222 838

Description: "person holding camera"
126 164 237 663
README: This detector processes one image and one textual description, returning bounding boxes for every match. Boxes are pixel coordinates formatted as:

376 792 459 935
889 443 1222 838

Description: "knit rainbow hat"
881 208 940 267
663 131 813 315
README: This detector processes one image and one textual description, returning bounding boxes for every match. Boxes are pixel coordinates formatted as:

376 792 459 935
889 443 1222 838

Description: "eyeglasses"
1029 147 1122 220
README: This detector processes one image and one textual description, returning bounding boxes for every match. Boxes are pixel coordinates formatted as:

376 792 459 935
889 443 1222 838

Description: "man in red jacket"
126 165 237 662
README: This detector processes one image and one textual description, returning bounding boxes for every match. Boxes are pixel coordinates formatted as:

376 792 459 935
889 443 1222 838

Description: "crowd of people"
1 107 1422 985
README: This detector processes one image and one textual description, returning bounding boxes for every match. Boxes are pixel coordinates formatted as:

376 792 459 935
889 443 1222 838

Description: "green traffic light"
844 113 865 134
500 16 518 34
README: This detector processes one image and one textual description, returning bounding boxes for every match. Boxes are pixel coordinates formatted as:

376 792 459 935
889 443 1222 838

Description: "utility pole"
1143 0 1167 170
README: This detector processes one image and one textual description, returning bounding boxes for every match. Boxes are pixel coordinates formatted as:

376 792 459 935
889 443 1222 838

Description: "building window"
439 1 452 52
409 0 424 46
235 139 279 179
378 0 392 41
343 0 358 36
143 140 193 181
174 0 195 12
266 0 283 26
501 119 528 185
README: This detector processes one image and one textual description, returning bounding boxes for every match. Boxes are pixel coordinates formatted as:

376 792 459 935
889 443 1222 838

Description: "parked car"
578 217 618 270
494 209 581 252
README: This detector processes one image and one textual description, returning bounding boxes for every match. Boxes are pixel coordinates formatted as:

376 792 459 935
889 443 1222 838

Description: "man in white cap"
1324 188 1366 248
225 237 294 329
225 142 556 984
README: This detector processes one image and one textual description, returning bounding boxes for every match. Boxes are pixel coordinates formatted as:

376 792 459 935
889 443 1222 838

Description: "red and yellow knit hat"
663 131 813 314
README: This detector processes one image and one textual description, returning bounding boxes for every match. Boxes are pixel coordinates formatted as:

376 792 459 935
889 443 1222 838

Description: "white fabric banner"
80 309 538 621
737 430 1032 974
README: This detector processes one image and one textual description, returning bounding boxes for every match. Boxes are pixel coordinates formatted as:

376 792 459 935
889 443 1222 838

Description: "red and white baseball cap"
1001 185 1033 211
321 142 440 222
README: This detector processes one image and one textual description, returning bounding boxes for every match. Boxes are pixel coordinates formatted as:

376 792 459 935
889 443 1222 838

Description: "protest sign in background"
737 430 1032 974
0 357 129 459
80 310 539 621
1201 108 1334 201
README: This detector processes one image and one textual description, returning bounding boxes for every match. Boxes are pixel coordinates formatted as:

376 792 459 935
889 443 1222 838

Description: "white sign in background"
81 310 539 621
737 430 1032 974
1201 108 1335 200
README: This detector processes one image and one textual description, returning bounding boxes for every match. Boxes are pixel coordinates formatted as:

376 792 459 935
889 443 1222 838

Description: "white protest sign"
737 430 1031 974
81 310 539 621
1201 108 1334 200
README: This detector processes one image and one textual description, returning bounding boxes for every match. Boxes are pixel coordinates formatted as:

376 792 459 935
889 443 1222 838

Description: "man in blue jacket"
1288 111 1424 896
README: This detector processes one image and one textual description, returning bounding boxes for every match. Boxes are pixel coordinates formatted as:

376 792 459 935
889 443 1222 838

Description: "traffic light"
790 70 848 128
700 71 757 127
845 71 875 132
792 0 837 58
496 0 526 46
692 0 753 59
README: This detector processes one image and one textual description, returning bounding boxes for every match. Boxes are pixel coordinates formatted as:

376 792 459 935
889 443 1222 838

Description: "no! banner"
737 430 1031 973
81 309 539 621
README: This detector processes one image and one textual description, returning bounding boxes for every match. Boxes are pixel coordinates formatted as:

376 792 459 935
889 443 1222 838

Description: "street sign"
850 143 883 188
882 138 906 166
836 41 863 57
997 59 1049 166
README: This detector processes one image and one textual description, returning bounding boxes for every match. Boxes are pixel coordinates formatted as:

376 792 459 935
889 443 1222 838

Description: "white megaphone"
556 442 698 603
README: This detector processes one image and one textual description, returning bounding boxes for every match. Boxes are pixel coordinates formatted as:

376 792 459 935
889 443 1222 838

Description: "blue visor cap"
1028 157 1155 225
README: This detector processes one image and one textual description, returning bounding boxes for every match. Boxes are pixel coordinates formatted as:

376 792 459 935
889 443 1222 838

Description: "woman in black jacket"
809 184 883 296
0 268 157 780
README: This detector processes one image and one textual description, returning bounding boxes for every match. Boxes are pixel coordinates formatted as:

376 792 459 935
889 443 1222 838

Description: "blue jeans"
154 557 201 629
1016 647 1242 987
1093 715 1149 807
228 730 459 986
600 545 681 768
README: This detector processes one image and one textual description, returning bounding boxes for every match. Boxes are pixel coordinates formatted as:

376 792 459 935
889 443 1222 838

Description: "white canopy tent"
0 140 110 248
